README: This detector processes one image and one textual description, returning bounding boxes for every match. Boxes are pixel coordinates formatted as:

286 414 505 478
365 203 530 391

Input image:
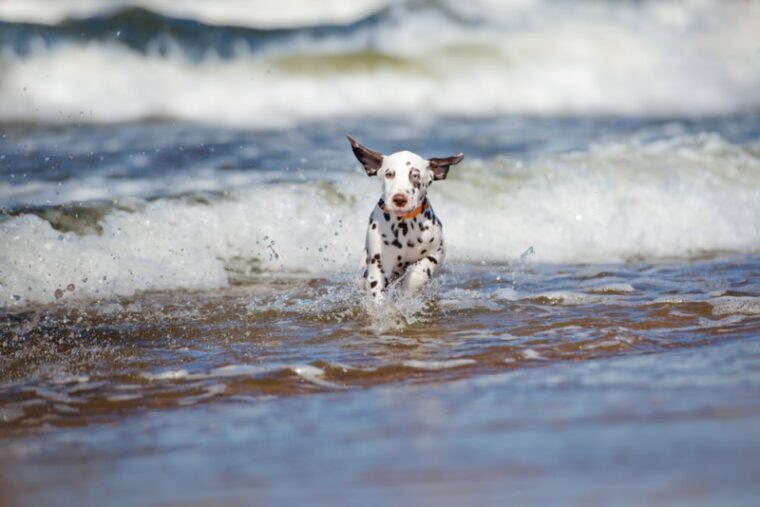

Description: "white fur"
347 136 463 302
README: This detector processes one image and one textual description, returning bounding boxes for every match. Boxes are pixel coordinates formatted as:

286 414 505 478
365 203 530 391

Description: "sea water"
1 1 759 506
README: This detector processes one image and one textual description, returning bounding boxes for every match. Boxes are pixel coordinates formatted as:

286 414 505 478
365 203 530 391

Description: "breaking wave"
2 133 759 306
0 0 758 125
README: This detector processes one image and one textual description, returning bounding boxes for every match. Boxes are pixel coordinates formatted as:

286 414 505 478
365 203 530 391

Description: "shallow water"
2 254 760 434
2 259 760 506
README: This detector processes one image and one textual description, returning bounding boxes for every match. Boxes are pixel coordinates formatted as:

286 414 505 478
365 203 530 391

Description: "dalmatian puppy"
347 135 464 301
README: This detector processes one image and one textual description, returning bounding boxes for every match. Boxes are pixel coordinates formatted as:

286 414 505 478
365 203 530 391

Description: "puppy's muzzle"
391 194 409 208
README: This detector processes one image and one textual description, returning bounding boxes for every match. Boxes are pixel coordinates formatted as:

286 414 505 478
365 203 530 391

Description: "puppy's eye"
410 171 420 182
385 170 395 179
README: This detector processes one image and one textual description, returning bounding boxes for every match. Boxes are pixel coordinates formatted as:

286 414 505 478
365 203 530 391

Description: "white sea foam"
106 393 143 402
290 365 343 389
1 134 759 307
403 359 476 370
524 292 607 306
0 0 758 124
521 349 546 361
0 0 383 28
142 369 189 380
0 167 274 208
437 288 502 311
710 297 760 317
585 283 636 295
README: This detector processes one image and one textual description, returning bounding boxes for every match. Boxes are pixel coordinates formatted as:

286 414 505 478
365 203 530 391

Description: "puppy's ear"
428 153 464 180
347 135 384 176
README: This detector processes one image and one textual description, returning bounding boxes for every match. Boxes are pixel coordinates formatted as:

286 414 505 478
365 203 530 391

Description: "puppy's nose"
392 193 408 208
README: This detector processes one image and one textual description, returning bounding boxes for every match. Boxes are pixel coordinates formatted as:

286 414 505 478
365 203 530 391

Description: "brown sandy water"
1 256 759 505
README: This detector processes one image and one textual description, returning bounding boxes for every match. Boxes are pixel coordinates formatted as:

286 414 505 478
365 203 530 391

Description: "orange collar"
396 200 427 220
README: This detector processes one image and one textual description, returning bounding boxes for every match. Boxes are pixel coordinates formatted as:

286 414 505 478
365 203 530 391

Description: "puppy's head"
347 135 463 215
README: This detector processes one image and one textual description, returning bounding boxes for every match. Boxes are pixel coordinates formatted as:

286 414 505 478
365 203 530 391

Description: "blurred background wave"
1 0 758 126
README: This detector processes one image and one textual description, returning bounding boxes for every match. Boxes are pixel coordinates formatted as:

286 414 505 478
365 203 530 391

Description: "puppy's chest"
377 212 441 260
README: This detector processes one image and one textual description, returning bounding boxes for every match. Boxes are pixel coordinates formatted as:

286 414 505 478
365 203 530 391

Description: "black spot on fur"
383 241 389 245
406 240 415 247
363 269 368 278
370 280 378 288
392 239 402 248
397 255 402 260
426 268 432 278
409 169 421 189
371 223 377 230
421 249 427 255
383 212 391 221
426 256 438 264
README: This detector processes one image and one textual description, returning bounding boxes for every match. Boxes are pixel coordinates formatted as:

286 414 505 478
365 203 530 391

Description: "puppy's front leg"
402 248 444 292
364 216 387 302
